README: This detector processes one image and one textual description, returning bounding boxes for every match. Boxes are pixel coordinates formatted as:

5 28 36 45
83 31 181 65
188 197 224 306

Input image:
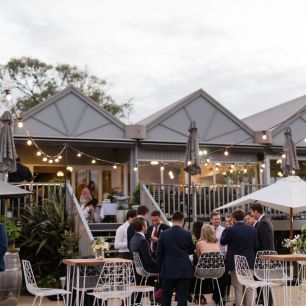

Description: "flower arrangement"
91 237 110 259
282 227 306 254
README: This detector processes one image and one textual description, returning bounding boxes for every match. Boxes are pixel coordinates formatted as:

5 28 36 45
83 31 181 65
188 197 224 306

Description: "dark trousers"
118 252 132 260
213 271 228 303
162 278 192 306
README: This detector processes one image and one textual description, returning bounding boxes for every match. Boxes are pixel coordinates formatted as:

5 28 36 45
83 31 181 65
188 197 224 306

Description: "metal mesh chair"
194 251 225 306
87 261 134 306
234 255 278 306
22 260 70 306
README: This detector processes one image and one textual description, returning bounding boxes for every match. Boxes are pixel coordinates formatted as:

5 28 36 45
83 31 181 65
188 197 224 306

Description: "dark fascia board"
19 85 126 131
271 105 306 137
145 89 254 136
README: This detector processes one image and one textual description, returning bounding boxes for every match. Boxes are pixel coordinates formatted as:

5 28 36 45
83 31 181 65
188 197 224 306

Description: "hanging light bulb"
150 160 159 165
77 153 82 158
199 151 203 156
276 159 282 164
231 163 235 169
204 162 208 167
261 162 266 169
92 159 96 164
243 166 247 174
27 138 32 146
133 164 138 172
224 149 229 156
215 165 219 171
48 159 53 164
262 131 267 140
278 171 283 177
55 158 59 163
206 157 211 163
260 168 263 173
229 168 233 174
203 150 207 155
57 171 64 177
58 155 62 160
292 170 296 175
282 152 286 159
160 164 165 171
36 151 42 157
187 160 192 166
222 171 226 176
67 166 73 172
17 118 23 128
113 163 117 169
42 157 48 162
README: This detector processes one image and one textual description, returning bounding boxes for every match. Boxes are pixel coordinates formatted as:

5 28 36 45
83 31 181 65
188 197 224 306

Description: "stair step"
89 223 122 230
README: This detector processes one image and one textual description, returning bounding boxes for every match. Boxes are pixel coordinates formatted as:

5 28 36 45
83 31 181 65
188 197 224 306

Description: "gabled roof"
14 86 126 140
138 89 254 144
242 95 306 131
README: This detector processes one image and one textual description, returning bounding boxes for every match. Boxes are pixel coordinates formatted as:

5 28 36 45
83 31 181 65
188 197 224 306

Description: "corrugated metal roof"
242 95 306 131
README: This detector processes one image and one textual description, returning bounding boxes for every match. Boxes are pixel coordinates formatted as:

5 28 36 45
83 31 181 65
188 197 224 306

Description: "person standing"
220 209 257 306
0 223 8 272
8 157 33 183
156 211 194 306
250 202 274 250
114 209 137 259
210 211 227 305
245 212 256 226
147 210 170 257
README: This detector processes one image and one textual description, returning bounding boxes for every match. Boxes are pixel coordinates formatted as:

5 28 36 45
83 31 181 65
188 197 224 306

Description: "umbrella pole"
289 207 293 239
188 174 191 230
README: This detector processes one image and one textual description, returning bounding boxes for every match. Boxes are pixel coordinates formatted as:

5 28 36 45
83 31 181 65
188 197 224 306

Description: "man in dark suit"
147 210 170 257
0 223 8 272
250 202 274 251
251 202 274 305
130 216 159 274
220 209 257 306
127 205 149 251
156 211 194 306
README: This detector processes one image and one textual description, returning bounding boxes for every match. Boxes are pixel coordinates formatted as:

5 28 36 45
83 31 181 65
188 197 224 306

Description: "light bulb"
206 157 210 163
215 165 219 171
187 160 192 166
282 153 286 159
67 166 73 172
262 131 267 140
113 163 117 169
231 163 235 169
57 171 64 177
133 165 138 172
48 159 53 164
6 94 12 102
36 151 42 157
222 172 226 176
150 161 159 165
92 159 96 164
58 155 62 160
204 162 208 167
27 139 32 146
17 121 23 128
230 168 233 174
77 153 82 157
42 157 48 162
261 163 265 168
260 168 263 173
55 158 59 163
292 170 295 174
203 150 207 155
224 149 229 156
243 167 247 174
160 165 164 171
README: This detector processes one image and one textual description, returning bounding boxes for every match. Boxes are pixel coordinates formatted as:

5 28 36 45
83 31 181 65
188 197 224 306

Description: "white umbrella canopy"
0 181 32 199
216 176 306 215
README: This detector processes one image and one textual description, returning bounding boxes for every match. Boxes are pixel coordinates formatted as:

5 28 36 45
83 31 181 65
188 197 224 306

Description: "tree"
0 57 133 119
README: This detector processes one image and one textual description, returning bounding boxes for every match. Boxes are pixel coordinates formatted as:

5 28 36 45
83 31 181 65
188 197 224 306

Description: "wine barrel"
0 252 22 306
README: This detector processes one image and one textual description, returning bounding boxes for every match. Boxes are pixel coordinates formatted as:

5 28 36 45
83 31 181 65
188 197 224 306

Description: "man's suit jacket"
156 225 194 279
220 222 257 271
130 232 159 273
0 224 8 272
147 223 170 242
127 220 149 251
256 215 274 251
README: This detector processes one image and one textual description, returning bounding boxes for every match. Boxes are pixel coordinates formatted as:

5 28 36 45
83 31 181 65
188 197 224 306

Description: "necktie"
152 226 158 252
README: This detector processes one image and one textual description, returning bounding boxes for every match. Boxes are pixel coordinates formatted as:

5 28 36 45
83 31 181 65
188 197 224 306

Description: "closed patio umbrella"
281 126 299 177
184 121 201 228
216 176 306 238
0 111 17 173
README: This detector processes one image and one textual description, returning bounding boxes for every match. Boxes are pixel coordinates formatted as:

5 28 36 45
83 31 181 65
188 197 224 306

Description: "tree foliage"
0 57 133 119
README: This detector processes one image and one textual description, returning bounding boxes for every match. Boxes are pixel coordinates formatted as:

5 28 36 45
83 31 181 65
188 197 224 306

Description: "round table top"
260 254 306 262
63 257 133 266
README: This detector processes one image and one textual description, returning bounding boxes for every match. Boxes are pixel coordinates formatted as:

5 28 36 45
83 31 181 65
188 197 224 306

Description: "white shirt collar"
258 213 265 222
137 231 145 237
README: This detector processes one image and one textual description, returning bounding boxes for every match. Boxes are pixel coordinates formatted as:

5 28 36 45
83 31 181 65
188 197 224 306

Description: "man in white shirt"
210 211 227 306
114 209 137 259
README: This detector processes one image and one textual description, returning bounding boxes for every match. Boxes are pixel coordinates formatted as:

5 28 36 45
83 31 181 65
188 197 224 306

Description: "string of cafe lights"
3 85 306 176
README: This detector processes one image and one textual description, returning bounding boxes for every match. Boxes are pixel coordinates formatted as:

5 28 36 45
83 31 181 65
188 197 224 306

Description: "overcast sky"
1 0 306 123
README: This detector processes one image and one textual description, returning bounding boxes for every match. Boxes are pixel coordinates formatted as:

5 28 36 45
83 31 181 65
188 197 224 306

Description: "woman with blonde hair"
195 224 220 259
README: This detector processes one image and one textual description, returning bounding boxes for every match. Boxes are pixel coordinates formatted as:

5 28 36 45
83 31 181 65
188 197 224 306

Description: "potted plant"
0 217 21 251
116 204 127 223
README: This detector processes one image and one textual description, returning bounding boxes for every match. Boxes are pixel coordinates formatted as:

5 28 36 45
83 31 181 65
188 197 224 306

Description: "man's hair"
126 209 137 220
132 216 146 232
137 205 149 216
225 214 232 220
232 209 245 221
245 211 253 217
210 211 220 219
172 211 184 222
250 202 263 214
151 210 161 217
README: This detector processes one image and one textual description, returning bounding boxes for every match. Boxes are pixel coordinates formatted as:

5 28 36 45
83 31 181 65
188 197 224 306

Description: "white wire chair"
194 251 225 306
87 261 134 306
234 255 278 306
22 260 70 306
132 252 157 305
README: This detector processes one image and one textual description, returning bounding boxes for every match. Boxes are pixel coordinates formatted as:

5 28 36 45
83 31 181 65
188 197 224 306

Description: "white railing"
144 183 286 221
140 184 170 226
66 182 94 256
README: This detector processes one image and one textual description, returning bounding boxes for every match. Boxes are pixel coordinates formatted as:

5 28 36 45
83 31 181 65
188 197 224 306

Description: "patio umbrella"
215 176 306 238
184 121 201 228
0 111 17 173
0 181 31 198
281 126 299 177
